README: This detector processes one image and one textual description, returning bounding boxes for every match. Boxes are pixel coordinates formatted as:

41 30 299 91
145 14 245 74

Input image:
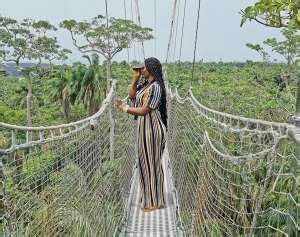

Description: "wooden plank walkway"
123 148 179 237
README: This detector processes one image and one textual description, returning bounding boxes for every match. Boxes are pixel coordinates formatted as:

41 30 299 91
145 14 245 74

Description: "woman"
115 57 167 212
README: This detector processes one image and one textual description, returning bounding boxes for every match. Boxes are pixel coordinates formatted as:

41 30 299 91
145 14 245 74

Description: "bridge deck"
124 148 179 237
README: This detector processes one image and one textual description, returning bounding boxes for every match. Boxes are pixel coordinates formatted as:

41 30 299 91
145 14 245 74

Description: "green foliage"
7 158 124 236
60 15 153 61
75 54 106 115
167 62 295 122
21 151 61 191
246 43 270 62
241 0 300 29
0 102 26 124
263 28 300 67
0 17 70 66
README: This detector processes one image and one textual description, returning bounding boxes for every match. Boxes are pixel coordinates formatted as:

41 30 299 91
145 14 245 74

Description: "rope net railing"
167 86 299 236
0 81 137 236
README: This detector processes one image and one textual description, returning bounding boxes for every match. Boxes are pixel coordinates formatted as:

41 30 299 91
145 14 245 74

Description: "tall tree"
0 17 70 128
50 66 71 120
264 28 300 74
70 54 105 115
60 15 153 93
240 0 300 29
247 28 299 82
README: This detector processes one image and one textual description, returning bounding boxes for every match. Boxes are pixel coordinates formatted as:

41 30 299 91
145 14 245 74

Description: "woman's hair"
144 57 168 130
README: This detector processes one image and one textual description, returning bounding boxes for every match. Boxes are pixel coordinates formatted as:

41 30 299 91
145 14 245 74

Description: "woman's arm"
127 106 151 116
115 100 151 116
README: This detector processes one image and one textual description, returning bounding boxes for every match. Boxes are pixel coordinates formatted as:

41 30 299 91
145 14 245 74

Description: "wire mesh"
0 82 137 236
167 87 299 236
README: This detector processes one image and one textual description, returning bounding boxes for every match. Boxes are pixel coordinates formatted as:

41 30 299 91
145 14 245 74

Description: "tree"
50 66 71 120
0 17 70 128
240 0 300 29
71 54 105 115
263 28 300 74
60 15 153 93
246 43 270 63
247 28 299 83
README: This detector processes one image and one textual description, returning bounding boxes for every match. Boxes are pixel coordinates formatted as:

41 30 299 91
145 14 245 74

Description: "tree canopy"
241 0 300 29
60 15 153 61
0 17 70 67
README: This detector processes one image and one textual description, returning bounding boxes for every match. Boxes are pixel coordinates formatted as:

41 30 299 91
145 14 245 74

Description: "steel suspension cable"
154 0 157 56
130 0 137 61
172 0 181 62
191 0 202 84
166 0 178 64
178 0 187 63
123 0 130 64
134 0 145 60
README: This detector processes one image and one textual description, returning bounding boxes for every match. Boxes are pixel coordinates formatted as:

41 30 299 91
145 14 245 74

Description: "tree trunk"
287 55 292 84
89 93 98 116
27 75 32 127
26 74 32 142
106 57 112 94
62 87 70 121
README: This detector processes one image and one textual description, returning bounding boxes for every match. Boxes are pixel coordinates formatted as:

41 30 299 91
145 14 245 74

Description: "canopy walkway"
0 80 299 236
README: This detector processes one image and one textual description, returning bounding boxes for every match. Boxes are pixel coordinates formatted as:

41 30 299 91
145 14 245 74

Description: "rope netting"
0 81 137 236
0 77 299 236
167 86 299 236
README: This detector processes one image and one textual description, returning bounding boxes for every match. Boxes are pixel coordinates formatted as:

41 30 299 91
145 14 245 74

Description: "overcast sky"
1 0 283 63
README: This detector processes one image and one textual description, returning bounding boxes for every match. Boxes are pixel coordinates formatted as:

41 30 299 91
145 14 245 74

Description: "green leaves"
246 43 270 62
0 17 70 66
241 0 300 29
60 16 153 60
60 19 78 31
247 28 299 70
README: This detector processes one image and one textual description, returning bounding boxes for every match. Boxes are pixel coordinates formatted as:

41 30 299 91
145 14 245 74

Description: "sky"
1 0 284 63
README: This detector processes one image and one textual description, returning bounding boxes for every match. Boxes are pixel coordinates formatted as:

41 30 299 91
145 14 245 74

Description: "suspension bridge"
0 0 299 235
0 78 299 236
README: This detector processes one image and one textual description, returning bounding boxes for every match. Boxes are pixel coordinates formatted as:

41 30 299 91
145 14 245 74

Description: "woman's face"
141 66 150 79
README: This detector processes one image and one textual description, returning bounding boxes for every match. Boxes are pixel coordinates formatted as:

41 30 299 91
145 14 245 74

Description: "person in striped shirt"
116 57 168 212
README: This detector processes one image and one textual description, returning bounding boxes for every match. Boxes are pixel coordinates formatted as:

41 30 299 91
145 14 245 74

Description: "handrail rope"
204 131 278 164
188 98 285 136
0 80 117 131
188 89 290 130
169 85 290 130
167 84 298 235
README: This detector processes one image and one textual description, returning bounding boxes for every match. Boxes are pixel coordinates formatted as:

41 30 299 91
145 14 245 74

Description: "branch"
111 47 122 58
240 10 288 28
69 30 106 57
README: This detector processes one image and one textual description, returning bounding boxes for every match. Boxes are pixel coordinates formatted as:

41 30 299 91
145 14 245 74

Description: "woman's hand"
133 69 142 82
115 100 123 110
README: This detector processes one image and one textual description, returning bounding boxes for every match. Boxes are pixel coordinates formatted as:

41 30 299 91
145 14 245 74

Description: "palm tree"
50 66 71 121
71 54 105 116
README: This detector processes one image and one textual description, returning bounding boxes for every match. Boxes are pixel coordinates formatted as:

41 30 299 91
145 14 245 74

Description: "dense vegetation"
1 61 298 127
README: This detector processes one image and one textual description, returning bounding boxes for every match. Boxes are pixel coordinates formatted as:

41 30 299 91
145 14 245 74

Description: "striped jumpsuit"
134 79 166 209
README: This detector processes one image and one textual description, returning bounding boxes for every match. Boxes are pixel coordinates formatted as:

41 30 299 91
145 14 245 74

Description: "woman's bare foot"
141 204 164 212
